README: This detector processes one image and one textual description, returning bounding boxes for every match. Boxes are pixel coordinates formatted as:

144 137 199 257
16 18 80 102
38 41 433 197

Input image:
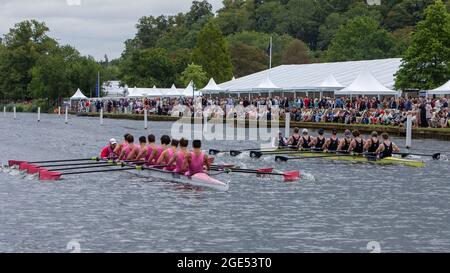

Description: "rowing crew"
100 134 210 176
280 128 400 158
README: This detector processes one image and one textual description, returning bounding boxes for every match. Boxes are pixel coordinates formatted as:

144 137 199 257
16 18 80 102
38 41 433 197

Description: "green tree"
281 39 311 64
0 20 58 100
229 43 268 77
120 48 175 87
216 0 251 35
325 16 395 62
186 0 214 27
192 20 233 83
395 0 450 90
179 63 208 88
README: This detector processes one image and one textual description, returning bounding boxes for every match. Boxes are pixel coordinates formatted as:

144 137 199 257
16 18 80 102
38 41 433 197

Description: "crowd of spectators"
69 95 450 128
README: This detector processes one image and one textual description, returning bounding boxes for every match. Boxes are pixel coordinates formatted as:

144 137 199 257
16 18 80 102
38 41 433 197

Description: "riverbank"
75 112 450 141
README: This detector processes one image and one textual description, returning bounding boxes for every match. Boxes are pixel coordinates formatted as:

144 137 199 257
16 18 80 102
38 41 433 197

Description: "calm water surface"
0 113 449 252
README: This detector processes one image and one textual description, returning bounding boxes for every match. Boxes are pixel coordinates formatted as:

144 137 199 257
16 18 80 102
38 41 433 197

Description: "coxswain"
184 140 210 176
127 136 147 161
286 128 302 146
278 132 288 148
337 129 352 152
119 134 136 161
323 129 339 152
365 131 380 154
167 138 189 174
376 133 400 159
148 135 171 165
100 138 118 160
311 128 326 151
114 133 130 155
298 129 312 150
348 130 365 154
156 139 179 169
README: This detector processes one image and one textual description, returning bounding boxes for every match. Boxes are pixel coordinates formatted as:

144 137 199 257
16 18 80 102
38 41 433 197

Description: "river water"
0 113 449 253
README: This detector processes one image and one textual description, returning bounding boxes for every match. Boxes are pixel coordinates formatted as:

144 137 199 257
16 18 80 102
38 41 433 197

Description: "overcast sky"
0 0 223 60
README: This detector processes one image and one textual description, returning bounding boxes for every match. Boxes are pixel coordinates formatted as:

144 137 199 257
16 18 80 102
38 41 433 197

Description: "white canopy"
183 81 202 97
428 80 450 95
335 68 398 96
70 88 88 100
253 76 281 92
127 87 163 98
318 74 344 89
202 78 223 94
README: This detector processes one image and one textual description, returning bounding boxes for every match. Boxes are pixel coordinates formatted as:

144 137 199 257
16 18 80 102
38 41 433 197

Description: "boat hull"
127 167 229 191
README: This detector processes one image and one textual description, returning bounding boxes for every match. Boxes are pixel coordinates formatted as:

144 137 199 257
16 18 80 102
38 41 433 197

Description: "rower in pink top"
157 139 179 170
167 138 189 174
119 134 136 161
127 136 147 161
136 134 156 161
184 139 210 176
114 133 130 156
147 135 171 165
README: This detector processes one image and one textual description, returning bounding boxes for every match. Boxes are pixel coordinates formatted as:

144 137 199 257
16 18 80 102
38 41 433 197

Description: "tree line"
0 0 449 101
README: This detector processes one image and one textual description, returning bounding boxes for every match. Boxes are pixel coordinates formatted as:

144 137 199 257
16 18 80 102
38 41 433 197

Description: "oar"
275 153 362 162
250 148 324 159
211 166 300 182
393 152 440 160
9 157 100 167
209 147 275 156
39 166 140 181
230 146 298 157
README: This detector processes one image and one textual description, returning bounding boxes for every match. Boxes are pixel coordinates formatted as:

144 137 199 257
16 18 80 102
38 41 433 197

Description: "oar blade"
27 165 41 174
275 156 289 162
283 171 300 182
250 151 263 158
208 157 215 164
229 150 242 157
208 149 221 155
39 170 62 181
432 153 441 160
8 160 25 167
19 162 31 171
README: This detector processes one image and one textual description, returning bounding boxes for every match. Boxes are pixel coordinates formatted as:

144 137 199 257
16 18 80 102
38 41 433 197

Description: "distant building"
102 81 127 97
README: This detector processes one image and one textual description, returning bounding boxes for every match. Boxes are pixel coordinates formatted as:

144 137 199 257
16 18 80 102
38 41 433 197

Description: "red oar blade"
27 165 42 174
39 170 62 181
283 171 300 182
257 168 274 174
208 157 215 164
8 160 25 167
19 162 31 171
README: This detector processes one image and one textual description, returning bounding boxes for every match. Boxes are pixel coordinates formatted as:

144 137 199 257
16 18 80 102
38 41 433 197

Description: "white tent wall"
218 58 401 95
428 79 450 96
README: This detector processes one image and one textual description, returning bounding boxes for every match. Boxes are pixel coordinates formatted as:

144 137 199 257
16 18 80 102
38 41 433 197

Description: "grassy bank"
0 100 52 113
75 112 450 141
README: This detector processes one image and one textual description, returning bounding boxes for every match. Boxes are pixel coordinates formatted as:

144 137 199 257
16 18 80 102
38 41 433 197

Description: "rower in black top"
348 130 365 154
311 128 326 150
287 127 302 147
337 129 352 153
365 131 380 154
376 133 400 159
323 128 339 152
299 129 312 149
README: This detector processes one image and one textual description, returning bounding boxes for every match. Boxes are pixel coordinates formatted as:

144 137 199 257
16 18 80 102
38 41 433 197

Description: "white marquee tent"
201 78 223 94
335 68 399 96
218 58 402 94
70 88 88 100
428 80 450 96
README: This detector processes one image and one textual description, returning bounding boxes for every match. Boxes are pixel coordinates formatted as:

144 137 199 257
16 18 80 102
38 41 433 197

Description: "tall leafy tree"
192 20 233 83
325 16 395 62
179 63 208 88
186 0 214 27
395 0 450 90
229 43 268 77
282 39 311 64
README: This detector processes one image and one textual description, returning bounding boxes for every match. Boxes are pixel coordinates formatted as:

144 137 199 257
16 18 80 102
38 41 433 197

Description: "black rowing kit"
380 141 393 159
301 136 311 149
328 137 339 151
291 135 301 146
354 138 364 154
315 136 326 149
368 138 380 153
